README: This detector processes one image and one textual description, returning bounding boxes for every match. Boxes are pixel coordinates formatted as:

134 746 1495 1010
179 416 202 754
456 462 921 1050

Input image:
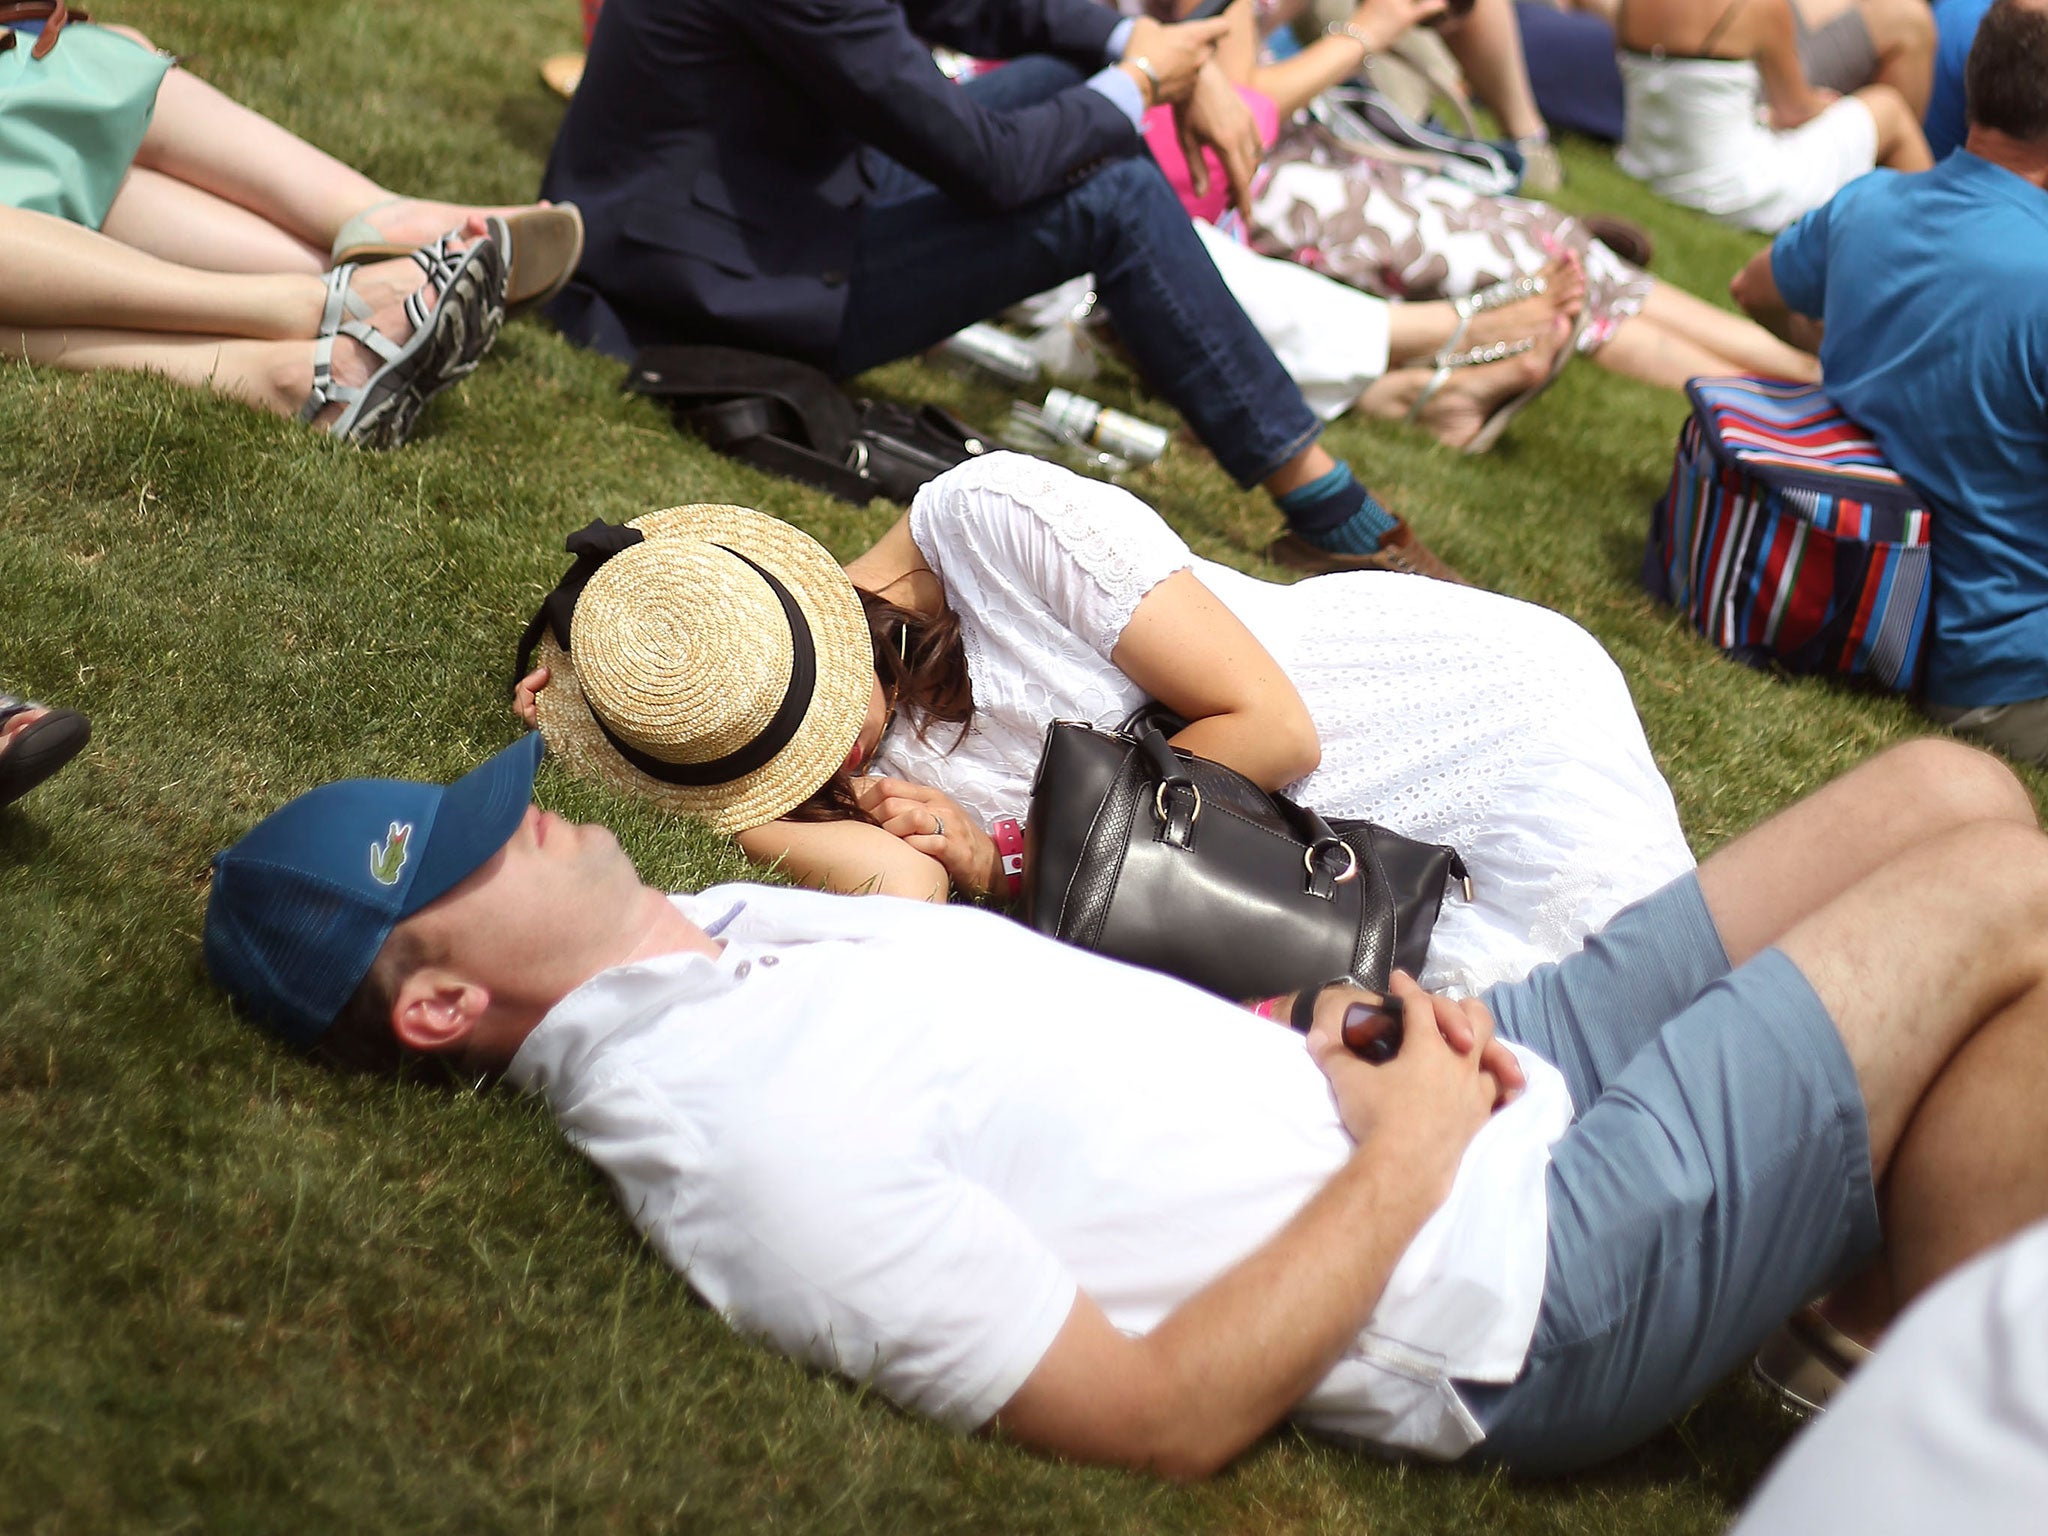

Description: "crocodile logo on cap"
369 822 413 887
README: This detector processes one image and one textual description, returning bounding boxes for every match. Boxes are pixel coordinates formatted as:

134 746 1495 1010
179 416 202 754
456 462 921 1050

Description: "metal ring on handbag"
1153 779 1202 827
1304 839 1360 885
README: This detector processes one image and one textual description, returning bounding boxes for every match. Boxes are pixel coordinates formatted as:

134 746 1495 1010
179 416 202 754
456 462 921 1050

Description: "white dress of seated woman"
868 455 1695 995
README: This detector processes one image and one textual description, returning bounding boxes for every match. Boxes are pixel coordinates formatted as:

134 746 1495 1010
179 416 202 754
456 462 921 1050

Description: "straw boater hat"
525 505 873 834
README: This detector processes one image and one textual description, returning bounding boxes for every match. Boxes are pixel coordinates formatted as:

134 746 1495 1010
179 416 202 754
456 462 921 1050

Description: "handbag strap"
1131 723 1201 850
0 3 86 60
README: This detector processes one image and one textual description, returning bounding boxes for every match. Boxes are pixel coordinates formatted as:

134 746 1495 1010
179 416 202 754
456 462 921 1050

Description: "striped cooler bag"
1645 377 1934 692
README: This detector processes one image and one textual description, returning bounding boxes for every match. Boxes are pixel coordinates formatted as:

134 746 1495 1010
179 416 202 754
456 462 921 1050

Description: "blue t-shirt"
1925 0 1993 162
1772 153 2048 708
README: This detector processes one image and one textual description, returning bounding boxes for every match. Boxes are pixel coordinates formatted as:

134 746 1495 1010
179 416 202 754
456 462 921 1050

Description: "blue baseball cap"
204 734 544 1048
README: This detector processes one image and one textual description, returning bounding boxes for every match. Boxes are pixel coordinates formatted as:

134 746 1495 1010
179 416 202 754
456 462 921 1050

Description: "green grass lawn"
5 3 2043 1530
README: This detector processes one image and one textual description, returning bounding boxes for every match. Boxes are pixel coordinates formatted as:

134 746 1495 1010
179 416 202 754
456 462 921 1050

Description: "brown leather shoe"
1266 522 1466 584
1583 213 1655 271
1753 1305 1874 1417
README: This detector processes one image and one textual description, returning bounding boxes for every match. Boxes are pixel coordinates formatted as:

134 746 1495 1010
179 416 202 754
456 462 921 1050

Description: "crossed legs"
1473 739 2048 1470
0 205 441 425
1697 740 2048 1317
93 29 541 274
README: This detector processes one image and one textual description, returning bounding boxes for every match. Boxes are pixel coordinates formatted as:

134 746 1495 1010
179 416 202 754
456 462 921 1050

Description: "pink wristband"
1252 995 1291 1023
991 815 1026 902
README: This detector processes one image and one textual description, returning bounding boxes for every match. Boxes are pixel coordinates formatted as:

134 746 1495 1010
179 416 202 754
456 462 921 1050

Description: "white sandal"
299 232 506 449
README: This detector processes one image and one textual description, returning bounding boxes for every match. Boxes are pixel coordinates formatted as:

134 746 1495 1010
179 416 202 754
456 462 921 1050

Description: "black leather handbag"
1020 713 1470 1001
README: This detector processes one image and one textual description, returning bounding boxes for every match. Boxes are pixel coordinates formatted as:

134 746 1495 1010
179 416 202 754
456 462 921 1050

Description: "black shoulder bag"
1021 710 1470 1001
624 344 992 505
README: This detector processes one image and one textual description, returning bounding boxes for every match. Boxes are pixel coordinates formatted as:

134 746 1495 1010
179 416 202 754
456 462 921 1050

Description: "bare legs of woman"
1357 313 1573 448
93 31 545 274
1384 255 1585 369
1594 281 1823 390
0 205 440 429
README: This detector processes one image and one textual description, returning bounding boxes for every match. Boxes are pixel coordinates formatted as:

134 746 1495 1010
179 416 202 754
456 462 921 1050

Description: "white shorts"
1618 55 1881 233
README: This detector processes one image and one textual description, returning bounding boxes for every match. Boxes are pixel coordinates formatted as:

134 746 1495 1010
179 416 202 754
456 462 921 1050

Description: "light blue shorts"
1459 874 1881 1474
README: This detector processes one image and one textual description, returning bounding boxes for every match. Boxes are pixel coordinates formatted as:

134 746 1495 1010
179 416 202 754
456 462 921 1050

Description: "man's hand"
1175 61 1263 217
1121 15 1231 106
1304 973 1514 1163
850 776 998 897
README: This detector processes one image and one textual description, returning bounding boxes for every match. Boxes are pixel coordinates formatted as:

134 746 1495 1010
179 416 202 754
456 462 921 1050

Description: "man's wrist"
1126 54 1163 106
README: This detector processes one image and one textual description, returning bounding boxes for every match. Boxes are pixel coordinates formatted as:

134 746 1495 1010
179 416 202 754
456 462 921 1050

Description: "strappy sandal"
330 203 582 319
0 694 90 808
1402 334 1538 434
398 219 512 380
300 230 506 449
1461 304 1590 456
1437 271 1553 361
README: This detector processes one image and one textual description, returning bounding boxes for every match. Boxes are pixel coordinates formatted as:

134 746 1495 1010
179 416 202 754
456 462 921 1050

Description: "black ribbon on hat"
513 518 820 789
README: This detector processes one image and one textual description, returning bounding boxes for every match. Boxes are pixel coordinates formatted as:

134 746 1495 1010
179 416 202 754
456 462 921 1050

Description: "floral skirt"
1247 120 1653 354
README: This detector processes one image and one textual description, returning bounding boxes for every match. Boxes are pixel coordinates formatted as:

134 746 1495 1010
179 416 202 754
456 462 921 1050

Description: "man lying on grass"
205 731 2048 1476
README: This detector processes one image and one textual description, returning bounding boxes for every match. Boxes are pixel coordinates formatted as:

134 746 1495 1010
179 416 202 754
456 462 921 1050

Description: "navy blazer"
542 0 1142 365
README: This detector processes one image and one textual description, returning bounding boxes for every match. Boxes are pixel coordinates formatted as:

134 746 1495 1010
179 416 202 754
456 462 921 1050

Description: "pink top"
1140 86 1281 224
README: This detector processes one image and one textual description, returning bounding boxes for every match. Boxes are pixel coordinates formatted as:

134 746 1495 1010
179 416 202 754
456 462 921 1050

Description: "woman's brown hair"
782 586 974 822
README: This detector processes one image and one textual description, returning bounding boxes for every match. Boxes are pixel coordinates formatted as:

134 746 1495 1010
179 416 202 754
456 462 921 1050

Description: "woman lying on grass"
512 454 1695 995
0 17 580 444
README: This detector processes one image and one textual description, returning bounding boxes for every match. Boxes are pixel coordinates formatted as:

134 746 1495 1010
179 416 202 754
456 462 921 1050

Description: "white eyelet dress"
868 455 1696 995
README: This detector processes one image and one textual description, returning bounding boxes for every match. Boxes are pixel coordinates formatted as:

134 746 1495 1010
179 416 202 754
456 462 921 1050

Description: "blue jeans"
833 58 1321 490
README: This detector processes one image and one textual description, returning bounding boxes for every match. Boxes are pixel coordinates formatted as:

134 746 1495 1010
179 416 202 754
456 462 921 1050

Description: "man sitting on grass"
205 732 2048 1476
1732 0 2048 767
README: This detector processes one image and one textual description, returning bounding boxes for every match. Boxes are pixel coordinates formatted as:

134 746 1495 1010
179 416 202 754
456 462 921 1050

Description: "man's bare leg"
1695 739 2038 968
1681 739 2048 1335
1771 822 2048 1320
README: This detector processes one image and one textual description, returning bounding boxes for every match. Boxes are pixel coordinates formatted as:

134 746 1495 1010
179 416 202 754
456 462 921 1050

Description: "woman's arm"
1249 0 1449 120
737 816 952 903
1745 0 1836 128
1111 569 1320 791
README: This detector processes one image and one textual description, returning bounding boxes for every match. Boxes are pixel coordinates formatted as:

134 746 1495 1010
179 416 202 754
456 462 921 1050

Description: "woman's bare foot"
1461 255 1586 353
1358 315 1571 450
339 196 551 252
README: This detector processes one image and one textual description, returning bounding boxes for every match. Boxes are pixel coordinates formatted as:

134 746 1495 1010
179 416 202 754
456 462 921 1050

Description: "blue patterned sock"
1276 464 1400 553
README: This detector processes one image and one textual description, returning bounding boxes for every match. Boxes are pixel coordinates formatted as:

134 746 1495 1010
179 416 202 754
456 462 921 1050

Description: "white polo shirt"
505 884 1574 1459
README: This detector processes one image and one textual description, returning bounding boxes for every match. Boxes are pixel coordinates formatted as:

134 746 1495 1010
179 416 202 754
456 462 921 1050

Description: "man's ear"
388 969 492 1055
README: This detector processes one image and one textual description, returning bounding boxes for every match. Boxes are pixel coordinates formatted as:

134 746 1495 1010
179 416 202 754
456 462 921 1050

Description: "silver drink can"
1041 388 1171 466
932 323 1042 386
